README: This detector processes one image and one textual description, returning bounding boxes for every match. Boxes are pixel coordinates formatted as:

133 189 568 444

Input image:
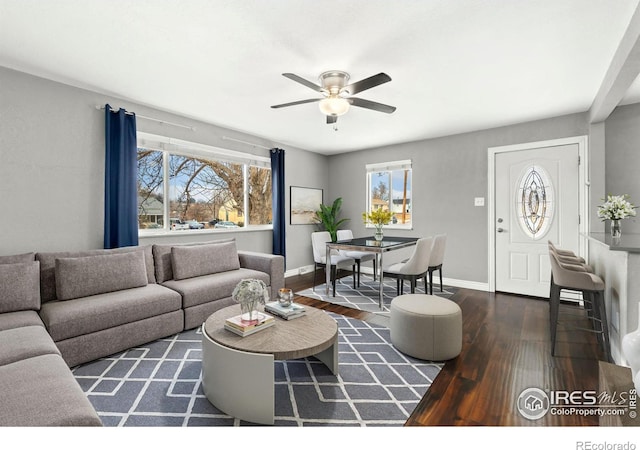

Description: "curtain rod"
96 105 195 131
222 135 271 150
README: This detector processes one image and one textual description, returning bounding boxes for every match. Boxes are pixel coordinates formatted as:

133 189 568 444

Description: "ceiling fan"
271 71 396 125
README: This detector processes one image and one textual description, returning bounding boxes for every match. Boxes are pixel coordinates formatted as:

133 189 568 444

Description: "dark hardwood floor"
286 270 603 426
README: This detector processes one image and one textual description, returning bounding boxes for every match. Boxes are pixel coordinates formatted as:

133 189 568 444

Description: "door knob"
497 227 504 233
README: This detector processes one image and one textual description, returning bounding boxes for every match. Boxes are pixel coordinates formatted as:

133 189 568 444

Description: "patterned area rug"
296 273 459 315
72 313 442 426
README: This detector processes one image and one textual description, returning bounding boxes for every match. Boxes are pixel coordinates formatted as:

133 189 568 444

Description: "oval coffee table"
201 303 338 425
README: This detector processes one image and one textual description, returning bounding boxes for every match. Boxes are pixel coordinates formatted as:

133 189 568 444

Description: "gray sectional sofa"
0 239 284 426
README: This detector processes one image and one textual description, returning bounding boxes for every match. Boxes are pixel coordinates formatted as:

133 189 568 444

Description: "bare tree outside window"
137 147 272 230
137 149 164 229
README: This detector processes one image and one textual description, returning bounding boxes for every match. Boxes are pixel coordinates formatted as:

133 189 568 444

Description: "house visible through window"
365 160 412 228
137 133 272 232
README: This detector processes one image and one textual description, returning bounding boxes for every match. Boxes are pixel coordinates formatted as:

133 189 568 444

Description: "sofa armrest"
237 251 285 300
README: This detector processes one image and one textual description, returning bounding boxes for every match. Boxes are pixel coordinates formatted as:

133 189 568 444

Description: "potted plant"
363 208 393 241
314 197 349 242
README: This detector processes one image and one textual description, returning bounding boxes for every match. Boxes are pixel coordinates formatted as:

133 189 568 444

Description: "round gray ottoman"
390 294 462 361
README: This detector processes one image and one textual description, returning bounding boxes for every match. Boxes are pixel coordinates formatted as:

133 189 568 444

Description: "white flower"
232 279 270 305
597 194 637 221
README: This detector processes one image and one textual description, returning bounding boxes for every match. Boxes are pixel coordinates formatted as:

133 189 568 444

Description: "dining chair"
425 234 446 295
548 240 593 271
383 236 433 295
336 229 377 286
548 240 596 327
548 248 611 362
311 231 356 297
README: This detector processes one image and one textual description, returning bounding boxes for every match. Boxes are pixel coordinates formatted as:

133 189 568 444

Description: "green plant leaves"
314 197 349 242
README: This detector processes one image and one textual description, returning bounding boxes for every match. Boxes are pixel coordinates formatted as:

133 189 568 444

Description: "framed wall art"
290 186 322 225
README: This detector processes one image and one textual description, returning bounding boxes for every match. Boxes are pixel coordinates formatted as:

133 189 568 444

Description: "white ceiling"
1 0 639 155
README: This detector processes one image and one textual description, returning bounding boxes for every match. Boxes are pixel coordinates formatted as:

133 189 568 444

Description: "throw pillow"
153 238 236 282
36 245 156 304
171 241 240 280
0 262 41 313
0 252 35 265
55 251 148 300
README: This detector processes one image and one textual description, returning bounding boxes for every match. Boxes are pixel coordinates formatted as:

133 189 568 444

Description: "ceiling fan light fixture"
318 97 350 116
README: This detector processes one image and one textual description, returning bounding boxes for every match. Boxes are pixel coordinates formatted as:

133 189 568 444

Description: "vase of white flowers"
232 279 270 325
597 194 637 238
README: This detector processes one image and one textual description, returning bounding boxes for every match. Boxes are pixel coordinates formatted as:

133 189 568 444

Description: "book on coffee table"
264 301 307 320
224 312 275 337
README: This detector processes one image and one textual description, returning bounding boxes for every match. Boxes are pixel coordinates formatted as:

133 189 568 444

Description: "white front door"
494 143 580 297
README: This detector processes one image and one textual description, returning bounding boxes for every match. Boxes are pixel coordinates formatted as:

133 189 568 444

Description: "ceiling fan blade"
326 115 338 124
342 72 391 95
282 73 324 92
348 97 396 114
271 98 320 109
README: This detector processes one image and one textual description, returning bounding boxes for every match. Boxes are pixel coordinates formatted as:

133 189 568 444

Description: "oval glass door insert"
516 165 554 239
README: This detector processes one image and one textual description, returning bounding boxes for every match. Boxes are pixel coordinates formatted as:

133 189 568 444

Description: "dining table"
325 236 419 309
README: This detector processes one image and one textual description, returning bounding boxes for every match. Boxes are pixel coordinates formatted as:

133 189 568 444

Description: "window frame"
365 159 413 230
137 132 272 236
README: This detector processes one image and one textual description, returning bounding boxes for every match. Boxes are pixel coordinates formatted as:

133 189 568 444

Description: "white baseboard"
440 277 490 292
284 264 316 279
285 265 490 292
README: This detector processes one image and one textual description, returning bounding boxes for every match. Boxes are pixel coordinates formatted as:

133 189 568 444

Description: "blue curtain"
104 104 138 249
270 148 286 262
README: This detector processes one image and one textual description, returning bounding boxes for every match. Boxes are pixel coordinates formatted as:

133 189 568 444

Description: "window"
136 133 272 232
516 165 553 239
365 160 412 228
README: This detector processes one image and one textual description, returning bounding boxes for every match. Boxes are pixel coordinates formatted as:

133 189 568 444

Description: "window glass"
366 161 412 228
248 166 272 225
169 155 243 229
137 149 164 229
136 136 271 232
516 165 553 239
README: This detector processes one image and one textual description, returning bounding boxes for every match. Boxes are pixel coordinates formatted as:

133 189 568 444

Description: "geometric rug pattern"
296 273 459 316
72 313 442 426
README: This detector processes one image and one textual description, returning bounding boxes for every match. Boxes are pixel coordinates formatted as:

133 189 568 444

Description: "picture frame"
290 186 323 225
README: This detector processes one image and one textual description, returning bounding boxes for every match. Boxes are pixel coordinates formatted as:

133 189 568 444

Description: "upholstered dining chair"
311 231 356 297
548 240 593 272
548 248 611 362
425 234 446 295
336 229 377 287
548 240 597 329
383 236 433 295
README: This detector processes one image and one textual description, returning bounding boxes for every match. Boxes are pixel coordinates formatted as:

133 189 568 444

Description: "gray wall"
0 66 328 267
604 102 640 234
3 65 637 284
284 148 329 272
327 113 590 284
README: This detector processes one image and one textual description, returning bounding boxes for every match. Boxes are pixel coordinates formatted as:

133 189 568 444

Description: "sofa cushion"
55 251 148 301
0 310 45 332
153 238 236 283
163 267 270 309
171 241 241 280
0 354 103 426
0 325 61 366
0 261 41 313
36 245 156 303
0 252 35 265
40 284 182 342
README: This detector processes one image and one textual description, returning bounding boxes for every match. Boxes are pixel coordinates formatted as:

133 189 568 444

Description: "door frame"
487 136 589 293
